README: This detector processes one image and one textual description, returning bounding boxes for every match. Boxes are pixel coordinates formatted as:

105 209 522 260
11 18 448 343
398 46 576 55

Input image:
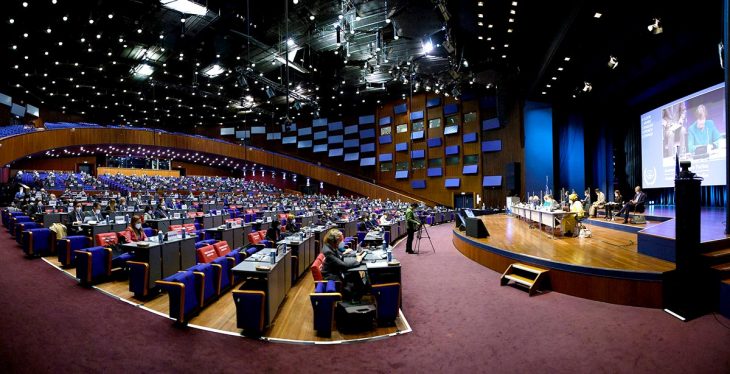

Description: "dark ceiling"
1 0 725 130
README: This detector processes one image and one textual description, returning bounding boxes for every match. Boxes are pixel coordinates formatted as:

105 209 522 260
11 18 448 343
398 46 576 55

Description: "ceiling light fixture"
422 38 434 54
594 12 602 18
160 0 208 16
608 55 619 69
131 63 155 77
201 63 225 78
582 82 592 92
648 18 663 34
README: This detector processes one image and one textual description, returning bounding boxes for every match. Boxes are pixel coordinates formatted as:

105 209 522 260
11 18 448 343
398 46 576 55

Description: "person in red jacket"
124 215 148 242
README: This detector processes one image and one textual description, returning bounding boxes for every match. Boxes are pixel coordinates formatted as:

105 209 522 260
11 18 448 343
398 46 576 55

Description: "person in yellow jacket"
561 193 585 237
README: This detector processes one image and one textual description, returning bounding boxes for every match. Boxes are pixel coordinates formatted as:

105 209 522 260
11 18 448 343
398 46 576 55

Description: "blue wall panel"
524 101 554 194
559 113 585 193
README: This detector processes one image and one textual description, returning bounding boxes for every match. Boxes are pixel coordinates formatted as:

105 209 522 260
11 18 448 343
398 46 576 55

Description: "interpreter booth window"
412 121 424 132
412 159 426 169
446 115 459 126
396 161 409 171
380 126 392 136
428 118 441 128
463 154 479 165
380 161 393 172
429 157 443 167
396 123 408 133
463 112 477 123
446 156 460 166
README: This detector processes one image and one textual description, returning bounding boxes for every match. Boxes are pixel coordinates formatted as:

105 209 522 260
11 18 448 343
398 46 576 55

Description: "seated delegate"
320 229 366 300
560 193 584 236
588 188 606 218
123 215 148 242
617 186 646 224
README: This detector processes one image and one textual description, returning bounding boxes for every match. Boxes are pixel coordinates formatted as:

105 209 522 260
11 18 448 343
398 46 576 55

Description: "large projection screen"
640 83 726 187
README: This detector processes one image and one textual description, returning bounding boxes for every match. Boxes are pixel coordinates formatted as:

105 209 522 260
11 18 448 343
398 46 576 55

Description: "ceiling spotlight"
293 0 299 4
22 2 28 7
422 38 434 54
385 18 391 23
108 13 114 19
582 82 592 92
137 28 143 33
594 12 602 18
648 18 663 34
89 19 94 24
9 18 14 24
309 15 315 20
608 55 619 69
287 38 295 47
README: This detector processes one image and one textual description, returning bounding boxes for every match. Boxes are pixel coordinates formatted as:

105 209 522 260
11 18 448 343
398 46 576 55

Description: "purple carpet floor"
1 223 729 373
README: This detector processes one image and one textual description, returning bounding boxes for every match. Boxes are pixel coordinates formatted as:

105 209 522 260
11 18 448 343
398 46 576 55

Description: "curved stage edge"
452 229 666 308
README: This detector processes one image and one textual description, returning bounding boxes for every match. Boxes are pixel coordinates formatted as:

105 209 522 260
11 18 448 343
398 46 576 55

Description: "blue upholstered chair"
232 281 267 336
310 280 342 337
356 231 367 246
372 282 401 326
16 221 41 244
142 227 154 238
4 211 23 228
188 263 220 305
156 271 202 325
8 215 32 237
57 235 91 267
195 239 217 248
21 228 54 256
128 260 153 299
75 246 112 285
212 255 236 292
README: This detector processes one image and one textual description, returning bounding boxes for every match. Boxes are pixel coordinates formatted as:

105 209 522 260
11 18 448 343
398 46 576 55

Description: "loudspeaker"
465 217 489 238
505 162 520 193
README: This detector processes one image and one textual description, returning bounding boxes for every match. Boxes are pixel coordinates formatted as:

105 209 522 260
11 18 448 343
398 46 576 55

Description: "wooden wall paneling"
481 101 525 208
11 156 96 173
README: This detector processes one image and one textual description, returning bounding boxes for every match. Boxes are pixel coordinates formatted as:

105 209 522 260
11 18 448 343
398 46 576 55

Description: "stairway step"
710 263 730 272
504 274 535 287
702 248 730 259
512 263 548 274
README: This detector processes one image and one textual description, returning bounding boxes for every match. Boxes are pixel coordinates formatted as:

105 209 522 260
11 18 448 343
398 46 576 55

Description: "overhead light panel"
608 55 618 69
131 64 155 78
422 38 434 54
201 63 225 78
582 82 592 92
594 12 602 18
648 18 663 34
160 0 208 16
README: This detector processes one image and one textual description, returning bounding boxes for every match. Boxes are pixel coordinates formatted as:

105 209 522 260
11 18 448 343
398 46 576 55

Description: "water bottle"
270 248 276 264
382 237 387 252
125 214 130 225
158 232 164 243
387 248 393 262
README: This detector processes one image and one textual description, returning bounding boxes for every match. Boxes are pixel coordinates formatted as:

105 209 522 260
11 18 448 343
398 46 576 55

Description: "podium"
465 217 489 238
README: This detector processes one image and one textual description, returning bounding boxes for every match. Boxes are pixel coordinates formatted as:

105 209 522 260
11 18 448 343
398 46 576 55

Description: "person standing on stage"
405 202 421 254
589 188 606 218
617 186 646 223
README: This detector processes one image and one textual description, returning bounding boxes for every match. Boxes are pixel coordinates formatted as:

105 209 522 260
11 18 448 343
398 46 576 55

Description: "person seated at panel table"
588 188 606 218
617 186 646 224
560 193 584 237
687 104 723 154
542 194 559 211
123 215 148 242
605 189 624 219
321 229 366 301
143 206 155 222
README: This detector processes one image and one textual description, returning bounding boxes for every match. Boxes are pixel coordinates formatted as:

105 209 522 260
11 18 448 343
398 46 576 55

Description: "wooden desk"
232 250 292 328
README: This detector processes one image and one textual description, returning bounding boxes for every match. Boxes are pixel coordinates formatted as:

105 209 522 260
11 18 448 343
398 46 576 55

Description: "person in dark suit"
265 220 281 242
84 202 106 222
405 202 421 254
153 203 168 219
320 229 366 300
617 186 646 223
70 203 85 223
285 214 299 233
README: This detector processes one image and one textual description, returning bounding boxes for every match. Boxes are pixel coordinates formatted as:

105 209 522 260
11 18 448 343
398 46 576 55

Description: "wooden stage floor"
452 214 676 307
45 257 410 343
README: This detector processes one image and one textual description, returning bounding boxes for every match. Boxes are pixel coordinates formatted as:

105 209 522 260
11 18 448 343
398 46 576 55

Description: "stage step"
500 263 549 296
710 262 730 275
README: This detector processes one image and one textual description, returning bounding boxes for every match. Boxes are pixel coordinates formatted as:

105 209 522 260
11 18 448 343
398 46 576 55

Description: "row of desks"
510 205 576 238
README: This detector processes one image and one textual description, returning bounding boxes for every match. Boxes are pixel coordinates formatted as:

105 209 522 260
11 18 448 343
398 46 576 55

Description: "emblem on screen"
643 167 657 186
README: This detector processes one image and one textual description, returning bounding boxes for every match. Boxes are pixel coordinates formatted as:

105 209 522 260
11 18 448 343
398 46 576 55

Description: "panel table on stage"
232 249 292 328
510 204 576 238
205 224 244 249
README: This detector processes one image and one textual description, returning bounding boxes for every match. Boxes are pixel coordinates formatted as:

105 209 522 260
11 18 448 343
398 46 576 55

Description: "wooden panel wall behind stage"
171 161 235 177
10 156 97 174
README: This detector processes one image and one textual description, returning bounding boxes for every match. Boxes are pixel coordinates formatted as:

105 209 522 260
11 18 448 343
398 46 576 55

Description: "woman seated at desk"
379 212 392 225
542 194 559 210
285 214 299 233
560 193 585 237
266 220 281 242
123 215 148 242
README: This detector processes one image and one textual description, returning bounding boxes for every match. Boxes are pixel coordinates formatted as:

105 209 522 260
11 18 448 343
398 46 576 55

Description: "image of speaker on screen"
687 104 725 158
661 101 687 158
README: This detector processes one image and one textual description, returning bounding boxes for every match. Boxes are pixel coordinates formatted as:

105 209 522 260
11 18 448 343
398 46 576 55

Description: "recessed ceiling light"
478 1 484 6
89 19 94 24
558 67 564 71
507 29 513 33
564 57 571 61
62 15 67 21
551 76 557 80
22 2 28 7
478 36 483 40
8 18 14 24
512 1 518 6
477 14 483 18
594 12 602 18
